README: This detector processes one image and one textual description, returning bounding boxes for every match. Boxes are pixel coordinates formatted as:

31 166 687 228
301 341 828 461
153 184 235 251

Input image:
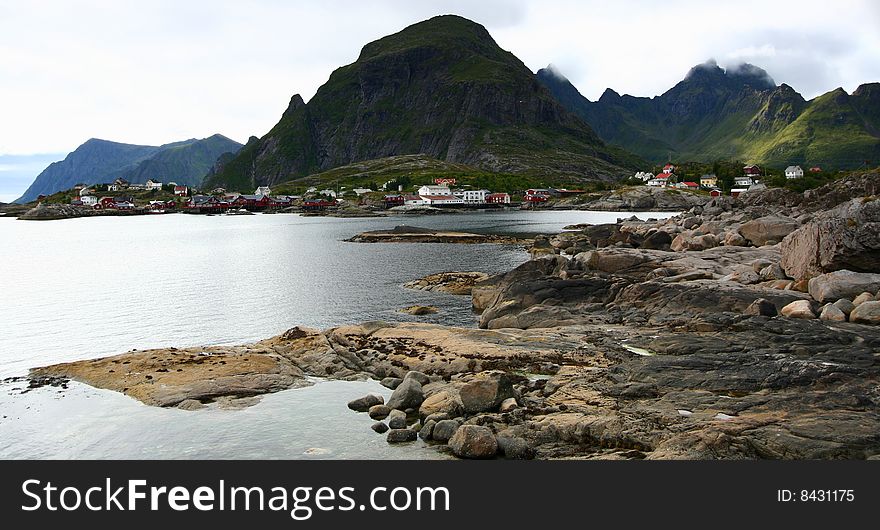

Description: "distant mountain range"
537 61 880 169
204 15 639 191
16 134 242 203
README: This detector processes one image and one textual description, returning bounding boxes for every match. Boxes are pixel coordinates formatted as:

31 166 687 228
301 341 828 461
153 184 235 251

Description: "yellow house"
700 174 718 187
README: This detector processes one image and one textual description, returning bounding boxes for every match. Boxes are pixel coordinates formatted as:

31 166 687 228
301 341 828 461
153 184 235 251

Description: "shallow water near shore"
0 209 673 459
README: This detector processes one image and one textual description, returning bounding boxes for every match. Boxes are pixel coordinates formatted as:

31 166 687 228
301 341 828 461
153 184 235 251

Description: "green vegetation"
538 64 880 172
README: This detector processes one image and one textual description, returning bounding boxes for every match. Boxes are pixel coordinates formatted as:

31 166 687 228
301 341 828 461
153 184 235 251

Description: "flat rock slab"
31 346 310 407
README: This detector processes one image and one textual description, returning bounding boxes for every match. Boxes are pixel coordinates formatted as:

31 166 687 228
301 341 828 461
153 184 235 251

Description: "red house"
810 167 822 173
383 195 405 208
743 165 761 177
709 190 723 198
486 193 511 204
524 189 551 202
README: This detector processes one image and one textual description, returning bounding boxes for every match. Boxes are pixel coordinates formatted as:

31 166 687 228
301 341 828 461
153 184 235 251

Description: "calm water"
0 209 671 458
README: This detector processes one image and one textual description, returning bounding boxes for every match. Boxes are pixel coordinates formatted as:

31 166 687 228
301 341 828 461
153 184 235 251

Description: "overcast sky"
1 0 879 199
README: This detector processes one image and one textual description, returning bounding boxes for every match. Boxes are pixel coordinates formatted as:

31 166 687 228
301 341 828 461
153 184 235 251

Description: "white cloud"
0 0 878 162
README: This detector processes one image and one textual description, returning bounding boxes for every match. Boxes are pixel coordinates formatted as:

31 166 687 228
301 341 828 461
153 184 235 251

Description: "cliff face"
205 15 638 191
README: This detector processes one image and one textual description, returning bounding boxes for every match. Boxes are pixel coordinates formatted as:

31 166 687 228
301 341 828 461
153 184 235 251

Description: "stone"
640 230 672 250
371 422 389 434
496 435 536 460
431 420 461 443
808 270 880 304
833 298 856 316
819 304 847 322
380 377 402 390
853 292 875 306
850 301 880 325
418 390 461 419
403 272 490 295
780 198 880 280
403 371 431 386
720 267 760 285
368 404 391 420
448 425 498 459
671 232 719 252
177 399 206 411
724 232 748 247
780 300 816 319
499 397 518 413
400 306 438 316
386 429 417 443
759 263 788 281
744 298 778 317
388 409 408 429
458 372 515 414
419 419 436 440
347 393 384 412
739 216 800 246
386 377 424 410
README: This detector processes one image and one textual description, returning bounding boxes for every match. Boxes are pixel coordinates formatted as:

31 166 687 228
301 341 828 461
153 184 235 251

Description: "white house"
417 185 452 196
634 171 654 182
734 176 754 187
80 195 98 207
79 187 93 197
306 186 318 194
318 189 337 198
785 165 804 179
647 174 670 187
352 188 373 196
255 186 271 195
145 179 163 190
456 189 490 204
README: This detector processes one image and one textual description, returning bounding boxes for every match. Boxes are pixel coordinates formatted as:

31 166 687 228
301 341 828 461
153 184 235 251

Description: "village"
50 176 537 215
632 162 822 197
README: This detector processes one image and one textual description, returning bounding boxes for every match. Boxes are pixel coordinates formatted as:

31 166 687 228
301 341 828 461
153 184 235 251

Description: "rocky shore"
347 225 528 245
30 172 880 459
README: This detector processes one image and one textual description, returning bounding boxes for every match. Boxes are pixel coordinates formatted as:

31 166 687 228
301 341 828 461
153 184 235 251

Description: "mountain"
16 134 242 203
537 61 880 169
205 15 639 191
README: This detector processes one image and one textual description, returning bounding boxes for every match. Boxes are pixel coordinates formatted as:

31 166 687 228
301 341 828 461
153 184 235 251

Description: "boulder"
720 267 760 285
400 306 438 316
780 198 880 280
739 216 799 246
807 270 880 304
724 232 748 247
371 422 389 434
418 389 462 419
380 377 402 390
850 301 880 325
759 263 789 282
671 232 719 252
744 298 778 317
780 300 816 319
448 425 498 459
347 393 384 412
459 372 515 414
833 298 856 316
640 230 672 250
386 429 417 443
819 304 847 322
431 419 461 443
403 371 431 386
499 397 518 413
496 435 536 460
419 419 436 440
853 292 875 306
368 404 391 420
386 377 424 410
388 409 407 429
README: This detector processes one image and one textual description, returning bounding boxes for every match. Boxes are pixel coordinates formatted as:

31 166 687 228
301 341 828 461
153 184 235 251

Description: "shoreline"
20 171 880 459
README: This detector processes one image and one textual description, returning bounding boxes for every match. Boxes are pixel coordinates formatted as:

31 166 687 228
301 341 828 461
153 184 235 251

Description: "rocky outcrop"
738 215 800 246
348 226 526 245
568 187 707 212
807 270 880 303
403 272 490 295
780 198 880 280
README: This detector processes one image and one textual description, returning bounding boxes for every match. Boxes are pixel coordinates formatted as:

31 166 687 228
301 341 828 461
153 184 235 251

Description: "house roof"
682 182 698 187
420 195 462 200
785 166 803 172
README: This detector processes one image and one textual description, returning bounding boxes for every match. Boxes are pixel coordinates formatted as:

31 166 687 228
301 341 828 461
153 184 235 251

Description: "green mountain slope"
205 15 639 191
16 135 242 203
538 62 880 169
